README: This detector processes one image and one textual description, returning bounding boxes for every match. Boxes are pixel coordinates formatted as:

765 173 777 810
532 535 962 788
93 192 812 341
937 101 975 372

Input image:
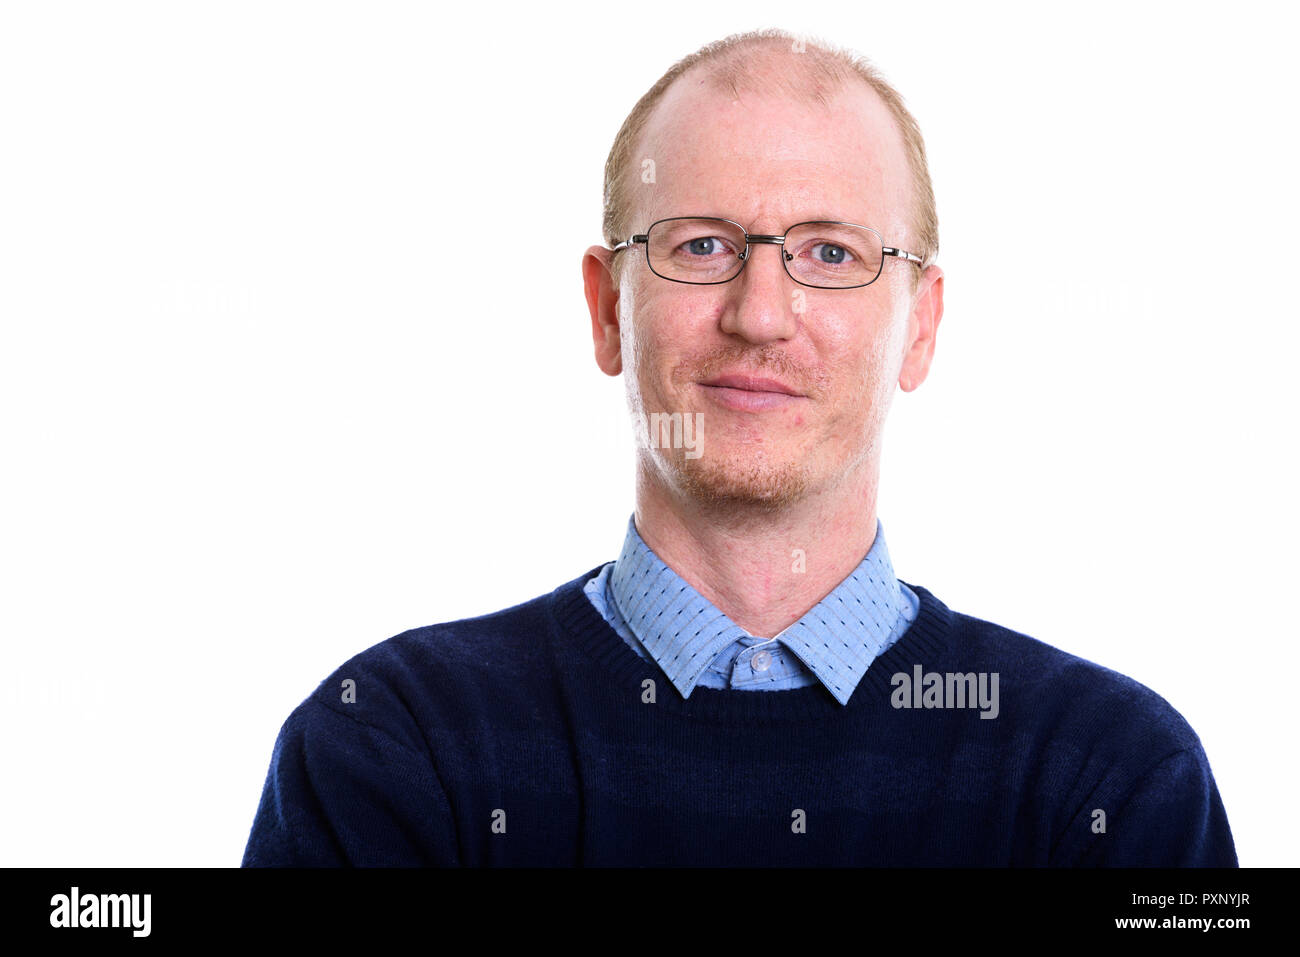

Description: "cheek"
620 283 686 405
627 286 705 379
619 280 657 378
832 316 890 378
823 315 903 421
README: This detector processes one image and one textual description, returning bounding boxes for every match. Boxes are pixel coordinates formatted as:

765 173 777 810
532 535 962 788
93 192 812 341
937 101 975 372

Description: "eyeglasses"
610 216 922 289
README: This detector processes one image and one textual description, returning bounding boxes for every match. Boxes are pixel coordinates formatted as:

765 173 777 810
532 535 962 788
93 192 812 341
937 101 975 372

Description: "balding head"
602 29 938 293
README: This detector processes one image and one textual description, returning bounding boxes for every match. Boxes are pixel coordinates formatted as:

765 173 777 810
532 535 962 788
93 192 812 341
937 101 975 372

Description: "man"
242 29 1236 866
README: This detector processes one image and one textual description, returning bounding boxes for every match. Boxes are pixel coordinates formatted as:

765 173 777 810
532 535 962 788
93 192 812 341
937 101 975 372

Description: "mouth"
697 373 807 412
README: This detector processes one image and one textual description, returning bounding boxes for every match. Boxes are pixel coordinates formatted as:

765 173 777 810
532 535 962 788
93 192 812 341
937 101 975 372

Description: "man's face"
588 71 942 513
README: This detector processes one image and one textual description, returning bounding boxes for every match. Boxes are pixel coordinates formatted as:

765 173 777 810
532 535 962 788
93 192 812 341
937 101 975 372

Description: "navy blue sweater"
241 567 1237 866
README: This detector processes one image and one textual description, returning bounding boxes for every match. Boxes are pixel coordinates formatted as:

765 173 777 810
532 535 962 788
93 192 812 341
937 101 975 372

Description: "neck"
633 455 881 638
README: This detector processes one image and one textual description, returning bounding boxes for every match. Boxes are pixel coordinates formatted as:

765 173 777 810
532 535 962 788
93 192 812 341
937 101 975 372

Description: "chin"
669 452 812 513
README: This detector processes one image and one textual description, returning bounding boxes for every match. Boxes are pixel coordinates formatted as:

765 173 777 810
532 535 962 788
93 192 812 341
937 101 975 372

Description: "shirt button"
752 650 772 672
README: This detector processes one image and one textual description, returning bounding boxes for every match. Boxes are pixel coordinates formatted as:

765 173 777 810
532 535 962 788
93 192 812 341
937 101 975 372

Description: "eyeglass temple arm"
610 234 648 253
884 246 923 265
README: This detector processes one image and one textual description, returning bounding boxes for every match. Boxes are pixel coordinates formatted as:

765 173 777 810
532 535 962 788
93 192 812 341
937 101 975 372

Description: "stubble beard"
637 343 826 515
652 442 813 515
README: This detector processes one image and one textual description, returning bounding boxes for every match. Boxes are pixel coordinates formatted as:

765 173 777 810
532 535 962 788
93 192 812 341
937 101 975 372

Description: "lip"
699 374 803 396
697 373 807 412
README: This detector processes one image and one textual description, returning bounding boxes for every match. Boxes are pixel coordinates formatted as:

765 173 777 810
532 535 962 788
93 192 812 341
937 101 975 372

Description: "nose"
718 240 800 344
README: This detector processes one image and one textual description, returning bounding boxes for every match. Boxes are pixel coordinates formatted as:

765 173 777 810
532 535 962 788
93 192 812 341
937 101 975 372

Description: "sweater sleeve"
241 696 460 867
1061 745 1238 867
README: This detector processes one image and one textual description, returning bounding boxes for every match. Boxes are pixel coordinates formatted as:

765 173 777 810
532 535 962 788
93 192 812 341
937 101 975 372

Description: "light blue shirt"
584 514 919 705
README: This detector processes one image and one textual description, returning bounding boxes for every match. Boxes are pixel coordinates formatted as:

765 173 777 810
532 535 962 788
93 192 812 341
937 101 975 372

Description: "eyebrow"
685 214 883 229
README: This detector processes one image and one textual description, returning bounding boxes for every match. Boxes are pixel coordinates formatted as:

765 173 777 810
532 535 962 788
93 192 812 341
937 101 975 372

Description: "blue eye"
811 242 854 265
683 236 731 256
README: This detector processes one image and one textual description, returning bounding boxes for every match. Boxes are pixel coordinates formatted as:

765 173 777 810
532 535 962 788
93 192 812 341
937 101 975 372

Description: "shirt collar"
608 514 910 705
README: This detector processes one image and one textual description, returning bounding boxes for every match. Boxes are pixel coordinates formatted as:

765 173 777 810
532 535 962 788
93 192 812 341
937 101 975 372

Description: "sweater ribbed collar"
549 564 955 725
602 514 915 705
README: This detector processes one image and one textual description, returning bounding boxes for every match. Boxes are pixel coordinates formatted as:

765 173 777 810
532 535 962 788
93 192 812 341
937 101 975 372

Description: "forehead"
634 68 911 235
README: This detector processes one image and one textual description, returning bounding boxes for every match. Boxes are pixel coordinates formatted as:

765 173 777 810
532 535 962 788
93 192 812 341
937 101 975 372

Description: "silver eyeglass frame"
610 215 923 289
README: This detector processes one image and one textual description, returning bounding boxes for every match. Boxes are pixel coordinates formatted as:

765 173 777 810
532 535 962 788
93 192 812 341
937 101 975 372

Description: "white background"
1 0 1296 867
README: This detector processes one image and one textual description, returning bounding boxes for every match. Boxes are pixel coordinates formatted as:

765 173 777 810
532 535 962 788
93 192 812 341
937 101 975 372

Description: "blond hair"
601 28 938 291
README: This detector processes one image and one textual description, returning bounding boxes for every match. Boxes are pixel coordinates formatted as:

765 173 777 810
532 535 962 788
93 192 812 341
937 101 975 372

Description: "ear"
898 265 944 392
583 245 622 376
